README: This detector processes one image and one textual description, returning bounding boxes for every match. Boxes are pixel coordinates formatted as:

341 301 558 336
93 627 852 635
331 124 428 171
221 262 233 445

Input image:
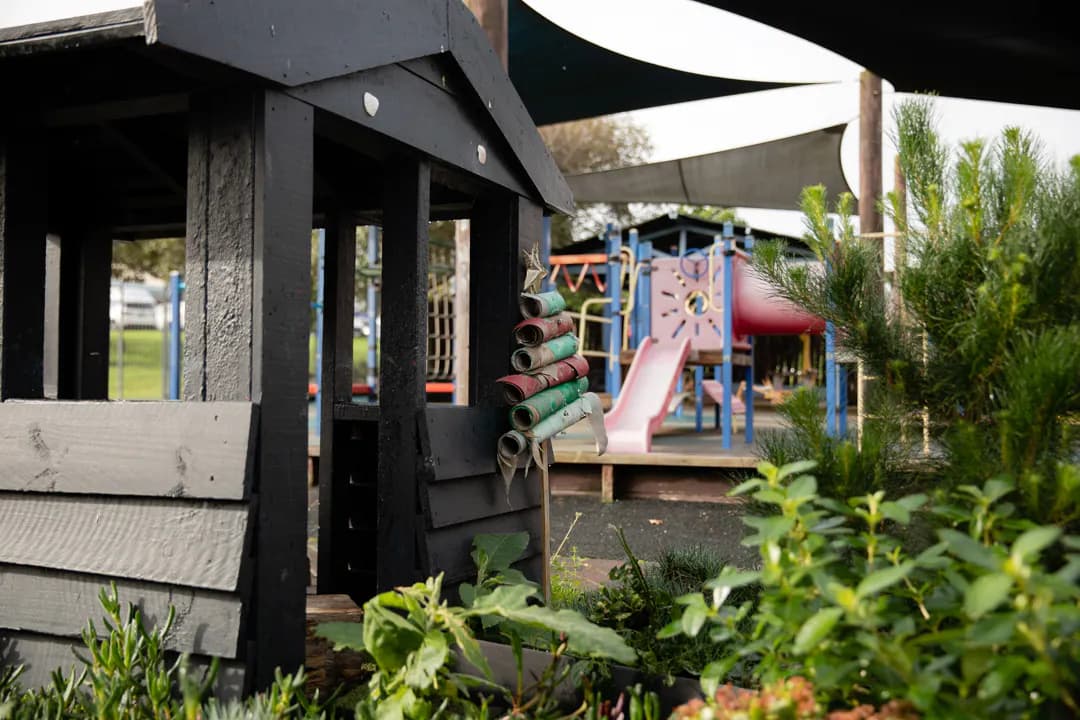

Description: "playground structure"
0 0 569 693
543 218 851 456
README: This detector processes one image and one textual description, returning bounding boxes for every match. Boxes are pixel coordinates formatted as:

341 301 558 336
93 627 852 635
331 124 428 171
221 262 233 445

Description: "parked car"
110 283 158 329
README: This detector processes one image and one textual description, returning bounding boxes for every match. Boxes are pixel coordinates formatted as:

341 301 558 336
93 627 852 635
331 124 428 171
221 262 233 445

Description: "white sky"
524 0 1080 240
0 0 139 28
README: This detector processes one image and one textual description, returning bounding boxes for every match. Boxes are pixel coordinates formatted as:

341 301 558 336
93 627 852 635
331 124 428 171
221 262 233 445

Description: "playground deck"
550 410 782 502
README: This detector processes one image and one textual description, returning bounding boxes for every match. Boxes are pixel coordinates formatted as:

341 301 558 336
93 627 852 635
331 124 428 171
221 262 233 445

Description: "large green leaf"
471 533 530 574
1011 526 1061 559
856 562 913 599
793 607 843 655
466 585 636 665
939 529 999 570
363 602 425 672
315 621 365 653
403 631 449 691
964 573 1013 619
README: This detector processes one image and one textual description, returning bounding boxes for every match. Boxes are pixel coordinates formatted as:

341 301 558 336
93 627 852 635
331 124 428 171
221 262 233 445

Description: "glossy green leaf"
314 621 365 653
471 533 529 575
704 569 761 591
964 573 1013 619
1011 526 1061 559
940 529 999 570
403 631 448 691
856 562 913 599
777 460 818 479
793 607 843 655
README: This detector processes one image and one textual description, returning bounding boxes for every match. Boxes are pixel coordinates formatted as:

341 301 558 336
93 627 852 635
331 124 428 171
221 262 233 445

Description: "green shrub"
0 585 327 720
662 460 1080 718
316 534 638 719
753 98 1080 526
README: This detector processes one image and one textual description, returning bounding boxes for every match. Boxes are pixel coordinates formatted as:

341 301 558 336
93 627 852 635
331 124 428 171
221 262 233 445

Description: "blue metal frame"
313 229 326 435
604 225 623 397
825 321 837 436
367 226 380 401
638 240 652 341
721 226 734 450
167 271 182 401
627 228 639 348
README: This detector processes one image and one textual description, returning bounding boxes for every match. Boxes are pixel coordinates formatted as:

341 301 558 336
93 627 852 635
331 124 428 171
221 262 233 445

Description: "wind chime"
495 250 608 595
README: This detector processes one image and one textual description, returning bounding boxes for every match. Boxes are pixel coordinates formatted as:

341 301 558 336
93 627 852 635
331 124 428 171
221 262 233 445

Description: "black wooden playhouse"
0 1 571 692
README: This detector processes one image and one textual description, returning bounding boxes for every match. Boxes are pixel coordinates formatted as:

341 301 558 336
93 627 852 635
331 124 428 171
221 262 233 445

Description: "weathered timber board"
0 401 255 499
0 566 243 658
423 472 541 529
423 405 499 481
0 494 248 591
0 631 245 698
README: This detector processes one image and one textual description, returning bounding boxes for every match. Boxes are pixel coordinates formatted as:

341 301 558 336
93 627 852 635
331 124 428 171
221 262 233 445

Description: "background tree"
111 237 184 280
539 116 652 247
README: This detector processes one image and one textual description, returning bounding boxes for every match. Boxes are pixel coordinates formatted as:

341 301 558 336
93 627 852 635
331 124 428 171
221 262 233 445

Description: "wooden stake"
857 71 883 448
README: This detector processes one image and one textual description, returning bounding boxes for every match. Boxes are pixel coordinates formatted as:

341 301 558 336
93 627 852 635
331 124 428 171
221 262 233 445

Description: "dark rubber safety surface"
549 495 759 569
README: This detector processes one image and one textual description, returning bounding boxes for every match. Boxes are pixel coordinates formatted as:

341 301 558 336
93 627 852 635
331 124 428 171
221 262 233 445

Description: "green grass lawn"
109 329 370 399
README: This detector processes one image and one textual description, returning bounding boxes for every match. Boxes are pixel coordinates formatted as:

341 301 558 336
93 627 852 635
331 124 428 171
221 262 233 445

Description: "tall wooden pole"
857 71 883 446
457 2 510 406
465 0 508 69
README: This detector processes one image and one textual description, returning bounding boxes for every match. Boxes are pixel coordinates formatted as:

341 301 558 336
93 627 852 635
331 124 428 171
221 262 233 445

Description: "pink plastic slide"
604 336 691 454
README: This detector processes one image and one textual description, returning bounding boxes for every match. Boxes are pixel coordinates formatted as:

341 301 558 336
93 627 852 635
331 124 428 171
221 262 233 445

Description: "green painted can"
510 333 578 372
509 377 589 431
519 290 567 319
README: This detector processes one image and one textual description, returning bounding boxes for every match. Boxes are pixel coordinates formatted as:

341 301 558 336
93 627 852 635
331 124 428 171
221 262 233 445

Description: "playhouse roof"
0 0 572 216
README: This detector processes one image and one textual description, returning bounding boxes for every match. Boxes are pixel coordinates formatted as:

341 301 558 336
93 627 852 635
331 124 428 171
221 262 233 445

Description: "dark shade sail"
566 126 850 211
698 2 1080 110
508 0 793 125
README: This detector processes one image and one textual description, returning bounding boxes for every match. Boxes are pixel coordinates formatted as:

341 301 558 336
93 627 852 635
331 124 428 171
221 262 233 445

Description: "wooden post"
460 0 508 408
859 71 884 260
470 194 545 584
317 209 357 594
57 228 112 400
0 129 48 401
464 0 508 69
378 155 431 591
185 89 313 688
454 220 470 405
857 70 883 446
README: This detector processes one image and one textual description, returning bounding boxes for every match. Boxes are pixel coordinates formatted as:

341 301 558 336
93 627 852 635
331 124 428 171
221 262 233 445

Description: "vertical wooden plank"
184 91 258 402
250 89 314 688
469 194 540 405
468 194 545 587
600 464 615 503
317 208 356 593
43 234 61 398
76 229 112 399
377 155 430 590
184 101 211 401
453 219 470 405
0 128 48 400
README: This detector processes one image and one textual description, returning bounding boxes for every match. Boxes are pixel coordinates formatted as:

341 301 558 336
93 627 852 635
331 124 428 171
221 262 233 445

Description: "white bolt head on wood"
477 144 487 164
363 92 379 117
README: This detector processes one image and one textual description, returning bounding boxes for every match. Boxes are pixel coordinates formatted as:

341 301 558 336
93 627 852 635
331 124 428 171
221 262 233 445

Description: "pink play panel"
650 256 748 351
